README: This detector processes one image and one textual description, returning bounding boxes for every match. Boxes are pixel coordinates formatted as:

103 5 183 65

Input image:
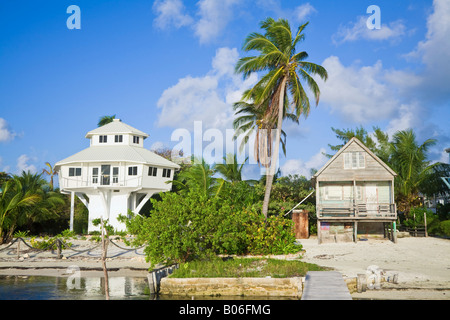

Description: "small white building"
54 119 180 232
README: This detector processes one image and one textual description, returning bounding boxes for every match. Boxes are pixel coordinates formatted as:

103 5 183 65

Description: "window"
344 152 365 169
115 135 123 143
92 168 99 183
69 168 82 177
99 135 107 143
162 168 171 178
112 167 119 183
133 136 140 144
128 166 137 176
321 185 362 201
148 166 157 177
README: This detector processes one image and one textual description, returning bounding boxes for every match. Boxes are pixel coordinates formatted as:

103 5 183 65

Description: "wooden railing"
318 203 396 219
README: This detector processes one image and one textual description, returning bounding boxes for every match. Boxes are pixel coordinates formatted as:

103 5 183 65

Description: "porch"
318 203 397 220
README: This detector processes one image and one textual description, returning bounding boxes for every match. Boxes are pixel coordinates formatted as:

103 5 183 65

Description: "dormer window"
99 135 107 143
115 135 123 143
133 136 140 144
344 152 365 169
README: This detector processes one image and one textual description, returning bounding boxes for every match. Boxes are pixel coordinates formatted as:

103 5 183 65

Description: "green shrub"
404 207 434 228
123 188 302 267
439 220 450 236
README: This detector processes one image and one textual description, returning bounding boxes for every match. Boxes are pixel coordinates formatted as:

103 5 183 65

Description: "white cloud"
156 47 257 132
333 16 406 44
0 118 17 143
194 0 239 44
281 148 328 178
294 3 317 22
153 0 193 29
16 154 37 174
405 0 450 103
150 141 166 151
316 56 399 123
255 1 316 23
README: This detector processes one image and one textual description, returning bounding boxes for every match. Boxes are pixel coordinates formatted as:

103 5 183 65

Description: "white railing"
60 176 142 189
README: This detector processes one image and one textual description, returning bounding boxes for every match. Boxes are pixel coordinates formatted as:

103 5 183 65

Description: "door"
101 165 110 185
365 184 378 214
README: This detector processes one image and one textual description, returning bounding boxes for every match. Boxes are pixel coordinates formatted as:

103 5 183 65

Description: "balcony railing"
318 203 396 219
60 176 142 189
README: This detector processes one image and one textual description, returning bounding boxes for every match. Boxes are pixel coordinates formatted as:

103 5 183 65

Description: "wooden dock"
301 271 352 300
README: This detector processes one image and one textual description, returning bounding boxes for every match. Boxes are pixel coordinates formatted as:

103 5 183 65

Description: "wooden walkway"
301 271 352 300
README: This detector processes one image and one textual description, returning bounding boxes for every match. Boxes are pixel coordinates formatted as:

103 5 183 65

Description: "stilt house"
312 137 397 243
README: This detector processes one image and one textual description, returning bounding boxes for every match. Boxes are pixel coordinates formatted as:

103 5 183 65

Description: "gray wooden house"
312 137 397 243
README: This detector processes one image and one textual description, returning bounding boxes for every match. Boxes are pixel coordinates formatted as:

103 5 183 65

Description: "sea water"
0 275 150 300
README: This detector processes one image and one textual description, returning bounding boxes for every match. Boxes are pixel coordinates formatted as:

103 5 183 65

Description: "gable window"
69 168 82 177
115 135 123 143
128 166 137 176
162 168 171 178
133 136 140 144
148 166 157 177
99 135 107 143
344 152 365 169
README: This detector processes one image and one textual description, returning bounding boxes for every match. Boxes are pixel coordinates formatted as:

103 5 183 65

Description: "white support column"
70 191 75 231
134 193 153 214
76 193 89 209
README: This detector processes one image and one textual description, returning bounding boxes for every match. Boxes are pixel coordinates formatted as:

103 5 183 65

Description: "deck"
301 271 352 300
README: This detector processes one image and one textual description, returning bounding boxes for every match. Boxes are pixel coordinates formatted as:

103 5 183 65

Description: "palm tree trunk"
262 77 287 219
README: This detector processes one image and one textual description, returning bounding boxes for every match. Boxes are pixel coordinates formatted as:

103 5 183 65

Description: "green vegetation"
121 181 303 267
170 257 327 279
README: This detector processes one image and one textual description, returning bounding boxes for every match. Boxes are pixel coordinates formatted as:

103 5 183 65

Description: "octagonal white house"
54 119 180 232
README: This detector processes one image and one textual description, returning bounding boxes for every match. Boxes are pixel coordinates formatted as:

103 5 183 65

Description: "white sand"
298 236 450 299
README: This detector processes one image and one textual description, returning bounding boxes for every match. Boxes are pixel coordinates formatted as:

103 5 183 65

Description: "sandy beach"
299 236 450 300
1 236 449 299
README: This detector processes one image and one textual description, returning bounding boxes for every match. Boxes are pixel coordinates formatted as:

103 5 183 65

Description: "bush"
404 207 434 228
439 220 450 237
123 188 302 267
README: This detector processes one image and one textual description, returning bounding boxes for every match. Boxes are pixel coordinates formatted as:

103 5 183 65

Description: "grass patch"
170 257 328 278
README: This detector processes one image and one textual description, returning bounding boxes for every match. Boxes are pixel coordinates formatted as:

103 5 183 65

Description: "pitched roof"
85 119 149 139
54 145 180 169
313 137 397 178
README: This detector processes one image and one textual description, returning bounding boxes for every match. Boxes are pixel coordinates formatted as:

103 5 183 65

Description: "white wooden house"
54 119 180 232
312 137 397 243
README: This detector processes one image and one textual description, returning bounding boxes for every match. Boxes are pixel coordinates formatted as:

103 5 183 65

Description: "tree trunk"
262 76 287 219
101 217 110 300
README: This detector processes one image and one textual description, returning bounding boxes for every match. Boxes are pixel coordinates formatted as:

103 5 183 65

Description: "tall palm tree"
235 18 328 218
42 162 56 190
97 115 116 127
390 129 437 217
233 87 297 167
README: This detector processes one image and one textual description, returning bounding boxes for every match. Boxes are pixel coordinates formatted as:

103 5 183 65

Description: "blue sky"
0 0 449 182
